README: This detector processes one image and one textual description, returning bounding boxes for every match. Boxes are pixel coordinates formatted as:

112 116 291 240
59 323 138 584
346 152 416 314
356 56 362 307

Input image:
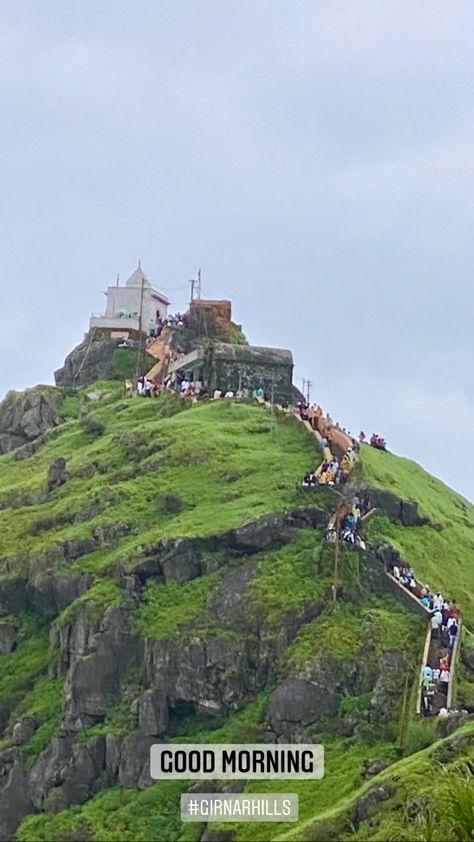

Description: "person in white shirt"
433 593 444 611
440 668 450 690
431 610 443 638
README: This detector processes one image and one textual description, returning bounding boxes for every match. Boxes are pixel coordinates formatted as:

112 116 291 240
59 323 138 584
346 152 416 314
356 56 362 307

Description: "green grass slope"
0 387 320 581
360 444 474 624
1 388 473 842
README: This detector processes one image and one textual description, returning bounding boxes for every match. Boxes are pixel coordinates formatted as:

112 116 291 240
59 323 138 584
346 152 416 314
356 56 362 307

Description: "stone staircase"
145 326 176 383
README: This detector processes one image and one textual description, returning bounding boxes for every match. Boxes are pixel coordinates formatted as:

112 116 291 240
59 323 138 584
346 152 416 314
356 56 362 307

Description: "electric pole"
332 529 340 602
302 378 312 405
134 276 146 387
189 269 202 304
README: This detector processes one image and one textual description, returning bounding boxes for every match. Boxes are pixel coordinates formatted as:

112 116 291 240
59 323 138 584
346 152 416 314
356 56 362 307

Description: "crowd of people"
133 372 211 400
133 372 286 405
324 495 370 550
147 312 186 340
298 401 360 489
175 381 285 402
212 387 248 400
421 656 452 716
386 560 461 716
367 432 387 450
135 376 163 397
358 432 388 450
131 370 462 718
303 450 357 488
297 398 461 719
329 509 461 715
178 378 208 398
389 563 460 641
297 402 355 440
303 456 343 488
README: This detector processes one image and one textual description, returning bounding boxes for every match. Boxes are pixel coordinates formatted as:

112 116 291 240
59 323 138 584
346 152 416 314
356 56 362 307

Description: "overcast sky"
1 1 473 500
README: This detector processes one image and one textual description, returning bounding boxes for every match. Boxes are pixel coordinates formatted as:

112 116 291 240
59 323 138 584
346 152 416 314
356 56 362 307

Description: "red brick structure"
188 299 234 340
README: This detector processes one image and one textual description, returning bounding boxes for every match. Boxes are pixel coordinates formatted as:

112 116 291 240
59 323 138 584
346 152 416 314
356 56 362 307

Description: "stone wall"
209 343 293 401
362 542 431 620
384 572 431 619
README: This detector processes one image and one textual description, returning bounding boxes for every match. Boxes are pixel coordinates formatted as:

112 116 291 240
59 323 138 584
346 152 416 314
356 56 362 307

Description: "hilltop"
0 379 472 842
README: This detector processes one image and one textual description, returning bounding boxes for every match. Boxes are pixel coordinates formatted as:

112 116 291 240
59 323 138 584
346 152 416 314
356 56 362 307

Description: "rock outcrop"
266 675 338 739
0 532 328 824
47 457 69 491
0 621 17 655
352 782 395 829
131 507 328 586
0 387 62 455
370 650 407 724
54 335 120 386
356 486 430 527
0 751 33 842
54 334 155 387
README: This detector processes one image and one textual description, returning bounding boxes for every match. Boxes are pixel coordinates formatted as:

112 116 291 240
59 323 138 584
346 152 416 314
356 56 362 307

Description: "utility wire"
73 326 97 381
156 284 189 291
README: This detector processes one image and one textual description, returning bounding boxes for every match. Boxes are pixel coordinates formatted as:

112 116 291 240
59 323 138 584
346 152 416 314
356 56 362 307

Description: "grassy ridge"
0 388 322 833
0 391 320 579
2 388 474 842
360 444 474 623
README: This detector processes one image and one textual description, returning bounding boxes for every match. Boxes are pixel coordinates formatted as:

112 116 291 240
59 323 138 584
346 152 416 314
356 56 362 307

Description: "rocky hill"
54 337 156 387
0 381 472 842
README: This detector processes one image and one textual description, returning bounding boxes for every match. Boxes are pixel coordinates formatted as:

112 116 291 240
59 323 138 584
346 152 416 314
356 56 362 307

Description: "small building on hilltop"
89 262 169 339
167 341 294 402
186 299 234 341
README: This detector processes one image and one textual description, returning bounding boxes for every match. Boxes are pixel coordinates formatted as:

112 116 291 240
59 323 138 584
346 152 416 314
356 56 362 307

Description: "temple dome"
125 261 151 288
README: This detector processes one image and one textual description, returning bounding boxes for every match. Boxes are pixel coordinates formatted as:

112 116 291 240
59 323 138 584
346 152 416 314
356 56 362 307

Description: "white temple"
89 262 170 338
